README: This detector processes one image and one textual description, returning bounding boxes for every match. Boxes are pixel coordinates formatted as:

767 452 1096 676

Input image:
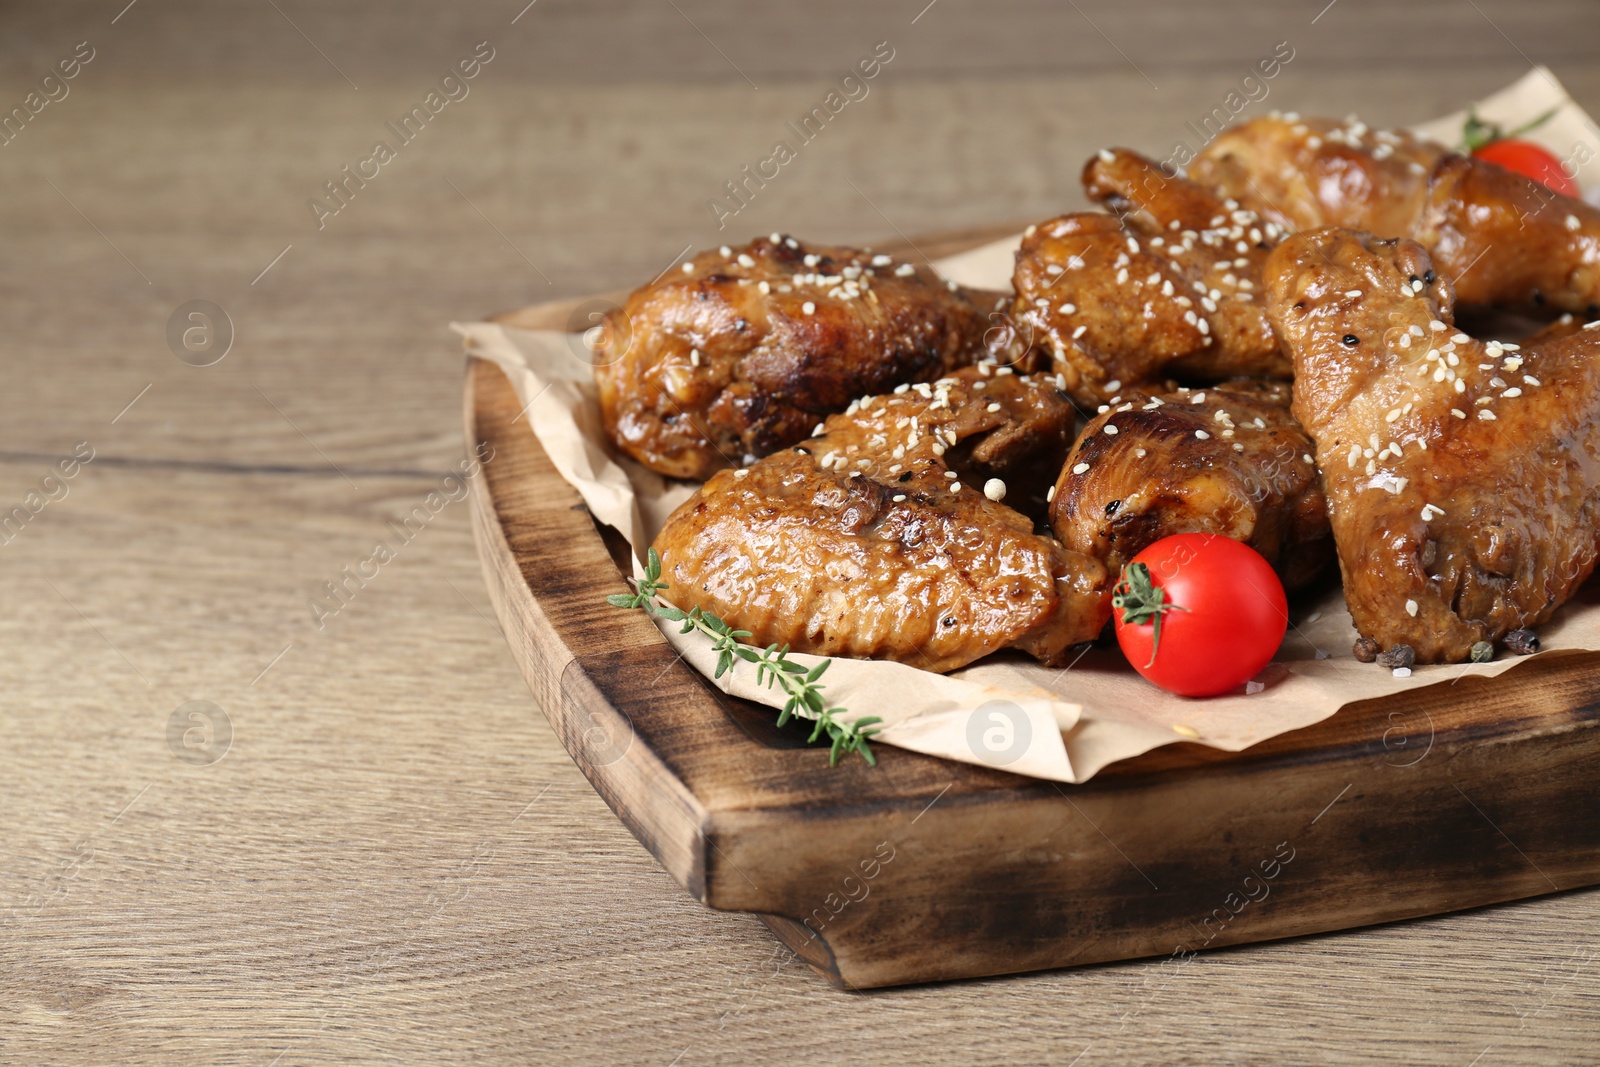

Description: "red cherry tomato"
1111 533 1287 698
1473 139 1580 199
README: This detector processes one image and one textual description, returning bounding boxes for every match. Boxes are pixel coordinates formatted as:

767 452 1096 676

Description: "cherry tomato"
1473 139 1580 199
1111 533 1287 698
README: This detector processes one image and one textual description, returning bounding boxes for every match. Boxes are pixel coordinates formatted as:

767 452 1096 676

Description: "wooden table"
4 2 1598 1062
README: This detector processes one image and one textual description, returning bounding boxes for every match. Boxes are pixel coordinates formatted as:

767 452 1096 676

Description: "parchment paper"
454 70 1600 783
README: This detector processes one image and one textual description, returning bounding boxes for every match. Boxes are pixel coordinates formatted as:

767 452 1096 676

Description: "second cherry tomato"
1473 139 1580 198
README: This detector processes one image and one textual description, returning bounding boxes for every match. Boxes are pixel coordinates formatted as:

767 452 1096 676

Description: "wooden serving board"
465 228 1600 990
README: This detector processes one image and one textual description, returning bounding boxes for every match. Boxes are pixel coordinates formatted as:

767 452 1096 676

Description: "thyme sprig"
607 549 882 765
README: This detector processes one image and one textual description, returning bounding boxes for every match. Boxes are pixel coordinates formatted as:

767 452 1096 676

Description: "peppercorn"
1377 644 1415 670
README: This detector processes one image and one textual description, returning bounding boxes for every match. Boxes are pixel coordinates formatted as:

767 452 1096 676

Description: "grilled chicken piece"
1264 227 1600 663
1192 115 1600 313
1050 382 1332 591
594 235 1008 480
651 372 1107 673
1009 150 1289 407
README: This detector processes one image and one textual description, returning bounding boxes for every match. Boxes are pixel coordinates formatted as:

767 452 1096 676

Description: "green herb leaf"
602 550 876 766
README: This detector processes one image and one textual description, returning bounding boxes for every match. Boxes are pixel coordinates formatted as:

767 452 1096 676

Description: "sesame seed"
1429 320 1446 331
1046 485 1056 503
871 254 892 267
1072 325 1088 339
1071 462 1090 475
1116 267 1129 284
1455 379 1466 393
943 470 958 479
1303 454 1313 463
1191 392 1206 403
1450 408 1466 418
892 494 907 502
894 263 915 277
986 402 1002 413
758 280 771 294
690 348 700 367
1452 333 1470 344
984 478 1007 502
1405 599 1418 616
680 262 695 274
719 245 732 257
802 301 816 315
1195 430 1211 440
1099 148 1115 163
1106 379 1122 391
1525 375 1541 386
1104 424 1119 435
1135 448 1147 458
1503 387 1522 398
1385 408 1401 422
1567 214 1581 232
1060 303 1077 315
1345 289 1362 298
1479 409 1497 420
1393 667 1413 678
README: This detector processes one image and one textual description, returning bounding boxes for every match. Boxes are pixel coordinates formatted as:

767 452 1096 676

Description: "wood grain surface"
5 1 1600 1063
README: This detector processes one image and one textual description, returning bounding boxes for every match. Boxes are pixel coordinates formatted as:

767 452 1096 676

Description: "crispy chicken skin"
1009 150 1289 407
1264 227 1600 663
1193 115 1600 313
594 235 1007 480
651 372 1107 673
1050 382 1332 591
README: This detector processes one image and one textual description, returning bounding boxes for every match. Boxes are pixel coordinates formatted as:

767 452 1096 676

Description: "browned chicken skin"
1009 150 1290 408
1193 115 1600 313
594 235 1007 480
651 371 1107 673
1051 382 1332 592
1265 227 1600 663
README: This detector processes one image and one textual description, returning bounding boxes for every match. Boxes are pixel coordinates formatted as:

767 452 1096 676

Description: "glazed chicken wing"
595 235 1007 480
1009 150 1289 407
1050 382 1332 591
1193 115 1600 313
1264 227 1600 663
651 371 1107 673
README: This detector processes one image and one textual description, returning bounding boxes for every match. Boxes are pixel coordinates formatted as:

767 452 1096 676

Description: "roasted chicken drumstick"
652 370 1108 673
1193 114 1600 313
595 235 1006 480
1050 381 1332 592
1265 227 1600 663
1008 149 1290 407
